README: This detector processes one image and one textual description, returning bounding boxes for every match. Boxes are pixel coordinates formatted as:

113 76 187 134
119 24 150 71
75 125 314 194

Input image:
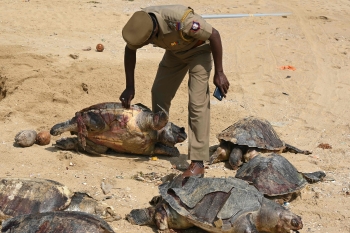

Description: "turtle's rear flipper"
302 171 326 183
284 143 312 155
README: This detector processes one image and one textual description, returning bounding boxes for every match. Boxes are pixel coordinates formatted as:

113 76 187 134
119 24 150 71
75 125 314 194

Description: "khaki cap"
122 11 154 46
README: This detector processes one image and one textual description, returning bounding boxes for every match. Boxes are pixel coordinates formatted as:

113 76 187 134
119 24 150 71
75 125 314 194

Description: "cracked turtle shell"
1 211 115 233
0 178 73 219
235 153 307 196
217 117 285 150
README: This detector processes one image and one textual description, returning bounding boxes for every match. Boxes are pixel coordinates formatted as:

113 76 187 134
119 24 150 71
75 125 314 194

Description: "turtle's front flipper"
284 143 312 155
229 147 244 170
209 141 231 164
302 171 326 183
153 143 180 157
50 118 78 136
231 213 260 233
53 137 108 155
53 137 80 150
126 207 156 226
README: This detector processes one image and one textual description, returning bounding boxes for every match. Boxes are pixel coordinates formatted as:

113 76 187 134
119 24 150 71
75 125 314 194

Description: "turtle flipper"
50 118 78 136
230 214 260 233
153 143 180 157
53 137 108 155
209 147 228 164
126 207 156 226
302 171 326 183
209 141 231 164
53 137 80 150
229 147 244 170
284 143 312 155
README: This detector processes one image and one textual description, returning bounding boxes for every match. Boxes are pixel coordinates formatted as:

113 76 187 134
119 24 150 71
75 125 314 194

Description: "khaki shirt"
126 5 213 52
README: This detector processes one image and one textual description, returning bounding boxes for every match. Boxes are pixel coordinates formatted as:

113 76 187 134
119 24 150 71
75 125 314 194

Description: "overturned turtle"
1 211 115 233
235 153 326 203
50 102 187 156
0 178 120 223
127 175 303 233
210 116 312 169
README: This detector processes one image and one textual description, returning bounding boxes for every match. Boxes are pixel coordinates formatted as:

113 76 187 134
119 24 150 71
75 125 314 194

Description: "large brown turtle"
0 178 120 224
127 175 303 233
210 116 312 169
50 102 187 156
235 153 326 203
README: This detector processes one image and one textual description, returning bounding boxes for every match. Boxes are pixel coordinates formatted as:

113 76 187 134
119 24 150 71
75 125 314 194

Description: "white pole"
201 12 292 19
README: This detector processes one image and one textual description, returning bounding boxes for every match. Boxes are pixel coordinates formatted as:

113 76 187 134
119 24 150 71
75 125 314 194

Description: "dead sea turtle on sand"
0 178 120 223
210 116 312 169
0 178 72 222
127 175 303 233
1 211 115 233
50 102 187 156
235 153 326 203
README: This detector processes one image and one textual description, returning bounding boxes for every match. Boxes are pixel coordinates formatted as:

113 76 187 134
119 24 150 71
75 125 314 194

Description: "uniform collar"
152 13 172 34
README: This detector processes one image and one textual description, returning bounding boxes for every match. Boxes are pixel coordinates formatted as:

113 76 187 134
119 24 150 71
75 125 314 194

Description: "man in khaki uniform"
120 5 230 178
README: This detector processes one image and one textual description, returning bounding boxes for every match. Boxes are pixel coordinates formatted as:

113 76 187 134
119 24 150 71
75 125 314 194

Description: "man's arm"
208 27 230 97
120 46 137 108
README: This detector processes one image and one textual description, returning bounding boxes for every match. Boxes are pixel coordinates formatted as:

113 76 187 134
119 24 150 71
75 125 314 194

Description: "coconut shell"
36 130 51 145
96 43 104 52
14 130 37 147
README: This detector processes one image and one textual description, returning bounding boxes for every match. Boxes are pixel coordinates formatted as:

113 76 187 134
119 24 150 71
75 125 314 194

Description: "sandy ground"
0 0 350 232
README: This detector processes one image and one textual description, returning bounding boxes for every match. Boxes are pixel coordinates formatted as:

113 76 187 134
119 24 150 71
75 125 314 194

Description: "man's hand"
119 88 135 108
213 71 229 98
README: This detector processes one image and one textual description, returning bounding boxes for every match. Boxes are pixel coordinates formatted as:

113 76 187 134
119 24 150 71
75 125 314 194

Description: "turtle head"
255 199 303 233
277 211 303 233
157 122 187 147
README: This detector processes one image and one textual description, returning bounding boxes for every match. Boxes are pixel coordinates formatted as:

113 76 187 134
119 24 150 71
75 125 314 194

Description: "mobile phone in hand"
213 87 223 101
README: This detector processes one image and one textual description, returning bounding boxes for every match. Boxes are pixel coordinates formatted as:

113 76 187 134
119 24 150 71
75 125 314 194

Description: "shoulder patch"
191 21 200 31
165 19 176 30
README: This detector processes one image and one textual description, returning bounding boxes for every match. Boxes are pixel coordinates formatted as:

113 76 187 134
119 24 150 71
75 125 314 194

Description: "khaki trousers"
151 43 212 161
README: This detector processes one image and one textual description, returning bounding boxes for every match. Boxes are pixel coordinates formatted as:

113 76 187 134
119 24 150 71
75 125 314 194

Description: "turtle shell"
235 153 307 196
217 117 285 150
159 176 264 231
0 178 73 219
1 211 115 233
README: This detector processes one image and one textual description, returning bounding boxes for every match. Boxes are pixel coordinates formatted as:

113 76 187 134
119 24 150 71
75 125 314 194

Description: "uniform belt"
192 40 205 49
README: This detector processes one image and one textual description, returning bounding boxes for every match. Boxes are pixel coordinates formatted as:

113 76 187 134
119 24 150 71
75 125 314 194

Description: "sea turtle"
0 177 73 222
1 211 115 233
50 102 187 156
0 178 120 223
127 175 303 233
235 153 326 203
210 116 312 169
